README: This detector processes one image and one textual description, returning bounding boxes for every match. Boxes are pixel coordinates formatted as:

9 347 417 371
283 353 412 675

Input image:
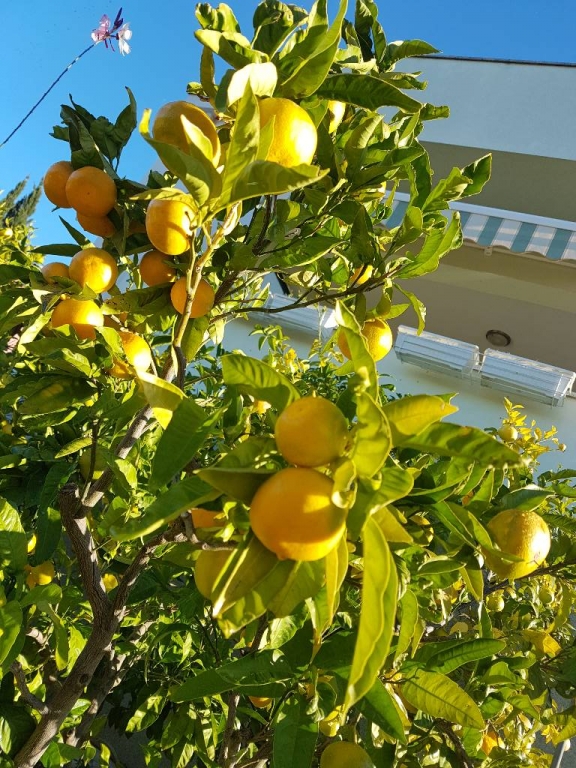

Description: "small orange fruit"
145 198 195 256
320 741 373 768
102 573 119 591
338 318 393 362
189 508 225 540
76 212 116 239
41 262 69 283
153 100 221 164
51 298 104 340
170 277 215 318
25 561 55 589
108 331 152 379
250 467 346 562
259 98 317 167
275 396 348 468
498 425 518 442
69 248 118 294
65 166 117 217
249 696 273 709
327 101 346 134
139 249 177 286
194 549 231 599
484 509 550 580
43 161 73 208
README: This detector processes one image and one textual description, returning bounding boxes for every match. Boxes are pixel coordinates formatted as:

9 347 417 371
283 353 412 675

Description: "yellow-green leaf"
382 394 458 446
401 668 485 729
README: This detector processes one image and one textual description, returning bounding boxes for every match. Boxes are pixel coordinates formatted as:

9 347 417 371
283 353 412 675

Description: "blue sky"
2 0 574 246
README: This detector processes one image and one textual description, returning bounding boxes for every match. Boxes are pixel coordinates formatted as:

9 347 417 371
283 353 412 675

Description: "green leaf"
0 602 22 668
215 160 327 212
222 354 299 411
18 377 94 416
227 61 278 105
397 285 426 334
357 679 407 744
198 436 278 503
397 214 462 279
395 589 419 661
0 499 26 570
316 74 422 112
195 29 268 69
496 487 551 512
150 398 216 491
110 475 218 542
401 668 485 729
0 703 36 758
382 394 458 446
171 650 292 702
351 392 391 478
403 423 523 468
345 517 398 711
426 638 506 676
335 302 378 401
383 39 439 67
252 2 308 56
127 690 166 733
196 3 241 32
277 0 347 99
137 371 184 429
272 696 318 768
459 154 492 198
20 584 62 609
347 470 414 541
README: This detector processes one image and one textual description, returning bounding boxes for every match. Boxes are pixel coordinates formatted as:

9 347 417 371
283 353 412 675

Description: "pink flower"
91 15 111 43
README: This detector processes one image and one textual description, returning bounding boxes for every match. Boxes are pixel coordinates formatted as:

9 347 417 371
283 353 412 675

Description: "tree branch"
11 662 49 716
485 557 576 595
437 720 477 768
218 693 240 767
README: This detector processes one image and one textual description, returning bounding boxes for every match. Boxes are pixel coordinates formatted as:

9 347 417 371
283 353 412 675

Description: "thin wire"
0 43 96 149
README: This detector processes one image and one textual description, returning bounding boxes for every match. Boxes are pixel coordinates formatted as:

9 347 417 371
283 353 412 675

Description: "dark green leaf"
426 638 506 675
403 423 522 467
316 74 422 112
0 499 26 570
272 696 318 768
357 680 407 744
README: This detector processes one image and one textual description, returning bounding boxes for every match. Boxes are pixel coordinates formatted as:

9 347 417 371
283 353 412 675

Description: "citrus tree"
1 2 575 767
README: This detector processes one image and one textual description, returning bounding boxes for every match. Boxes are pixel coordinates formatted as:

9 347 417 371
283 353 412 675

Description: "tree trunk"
13 624 116 768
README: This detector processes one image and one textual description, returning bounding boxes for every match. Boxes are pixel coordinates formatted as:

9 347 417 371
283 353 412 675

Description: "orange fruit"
108 331 152 379
27 534 37 554
189 508 225 540
481 728 501 755
69 248 118 293
65 166 117 217
139 249 177 287
25 561 55 589
498 425 518 442
327 101 346 133
484 509 550 580
249 467 346 562
275 396 348 468
102 573 119 591
76 212 116 239
351 265 373 285
194 549 231 599
43 161 73 208
170 277 215 318
145 198 195 256
51 298 104 340
41 262 69 283
153 100 220 164
249 697 272 709
485 590 505 612
320 741 373 768
338 318 393 362
259 98 317 167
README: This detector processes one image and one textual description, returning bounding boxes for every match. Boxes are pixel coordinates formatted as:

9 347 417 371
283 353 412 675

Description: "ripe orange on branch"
51 298 104 340
274 396 348 468
108 332 152 379
320 741 374 768
338 318 394 362
152 100 221 164
139 249 176 287
41 262 69 283
249 467 346 561
170 277 215 318
65 166 117 218
145 198 195 256
76 212 116 239
484 509 551 580
259 97 317 167
69 248 118 293
43 161 74 208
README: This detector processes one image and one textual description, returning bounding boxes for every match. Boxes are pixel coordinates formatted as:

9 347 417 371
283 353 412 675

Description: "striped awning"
388 199 576 262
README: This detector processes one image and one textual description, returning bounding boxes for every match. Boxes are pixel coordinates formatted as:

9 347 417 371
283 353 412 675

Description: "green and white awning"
388 200 576 262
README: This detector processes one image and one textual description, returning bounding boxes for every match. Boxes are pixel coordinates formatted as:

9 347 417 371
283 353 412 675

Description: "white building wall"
224 318 576 474
397 58 576 161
